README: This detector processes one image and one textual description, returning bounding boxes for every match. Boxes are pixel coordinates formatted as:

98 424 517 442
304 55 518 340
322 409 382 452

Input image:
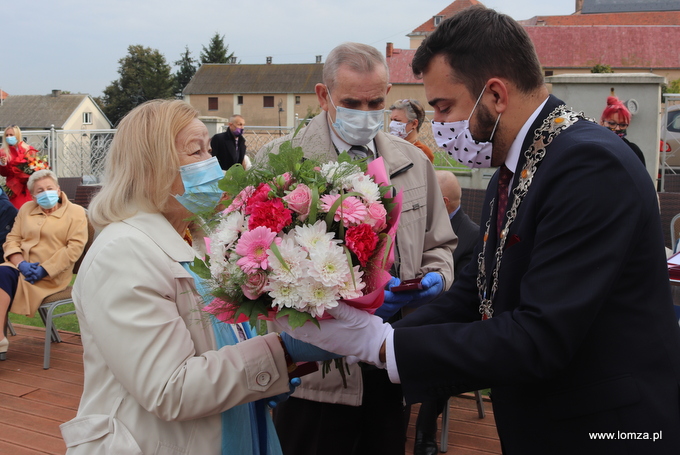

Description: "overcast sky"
3 1 575 98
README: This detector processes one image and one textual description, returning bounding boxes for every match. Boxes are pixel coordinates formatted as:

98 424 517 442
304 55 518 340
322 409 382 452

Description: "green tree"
174 45 197 96
200 32 235 64
102 45 175 125
591 63 613 73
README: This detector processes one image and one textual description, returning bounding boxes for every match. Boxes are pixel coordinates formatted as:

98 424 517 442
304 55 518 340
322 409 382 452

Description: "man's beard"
470 101 497 143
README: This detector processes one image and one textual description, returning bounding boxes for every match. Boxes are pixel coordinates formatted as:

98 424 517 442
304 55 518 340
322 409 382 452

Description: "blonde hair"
1 125 33 155
27 169 59 194
88 99 199 228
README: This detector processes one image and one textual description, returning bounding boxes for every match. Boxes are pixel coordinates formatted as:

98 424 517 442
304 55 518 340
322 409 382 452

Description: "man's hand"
380 272 444 308
274 302 393 368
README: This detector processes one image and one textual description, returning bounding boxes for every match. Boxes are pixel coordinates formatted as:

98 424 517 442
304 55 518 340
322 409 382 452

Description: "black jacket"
210 128 246 170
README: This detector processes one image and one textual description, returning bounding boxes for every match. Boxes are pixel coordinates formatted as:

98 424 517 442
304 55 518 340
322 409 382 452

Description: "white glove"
274 301 393 368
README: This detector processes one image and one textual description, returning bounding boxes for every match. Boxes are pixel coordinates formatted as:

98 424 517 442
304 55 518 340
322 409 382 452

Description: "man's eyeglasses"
605 120 628 129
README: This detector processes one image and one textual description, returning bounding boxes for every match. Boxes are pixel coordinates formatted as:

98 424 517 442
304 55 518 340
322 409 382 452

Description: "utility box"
546 73 665 184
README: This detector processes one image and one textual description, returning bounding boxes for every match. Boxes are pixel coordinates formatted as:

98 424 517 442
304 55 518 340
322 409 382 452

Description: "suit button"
256 372 271 386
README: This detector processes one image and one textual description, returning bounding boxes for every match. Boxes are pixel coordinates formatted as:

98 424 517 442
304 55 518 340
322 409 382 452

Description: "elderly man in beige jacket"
257 42 457 455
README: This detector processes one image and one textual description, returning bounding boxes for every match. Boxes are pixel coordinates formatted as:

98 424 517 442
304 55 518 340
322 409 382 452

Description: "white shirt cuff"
386 329 401 383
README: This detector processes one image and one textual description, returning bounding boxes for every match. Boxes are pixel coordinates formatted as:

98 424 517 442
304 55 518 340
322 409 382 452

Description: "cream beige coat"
60 212 290 454
257 112 457 406
2 193 87 316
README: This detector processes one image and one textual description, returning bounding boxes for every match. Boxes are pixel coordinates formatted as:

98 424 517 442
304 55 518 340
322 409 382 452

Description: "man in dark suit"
414 170 480 455
210 114 247 170
278 6 680 454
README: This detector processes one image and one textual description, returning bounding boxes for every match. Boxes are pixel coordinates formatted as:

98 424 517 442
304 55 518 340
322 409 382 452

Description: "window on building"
83 112 92 124
433 15 443 26
208 97 218 110
544 70 554 77
237 95 244 105
263 96 275 108
295 96 301 105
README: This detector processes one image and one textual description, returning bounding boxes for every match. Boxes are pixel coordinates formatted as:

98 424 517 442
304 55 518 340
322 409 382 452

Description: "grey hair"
389 99 426 132
27 169 59 194
323 42 390 91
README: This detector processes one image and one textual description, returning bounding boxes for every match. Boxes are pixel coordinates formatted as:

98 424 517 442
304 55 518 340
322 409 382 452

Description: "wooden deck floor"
0 325 501 455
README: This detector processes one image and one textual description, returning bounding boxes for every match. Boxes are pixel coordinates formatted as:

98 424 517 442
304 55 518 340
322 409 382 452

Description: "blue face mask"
328 90 384 146
36 190 60 209
174 156 224 214
5 136 17 146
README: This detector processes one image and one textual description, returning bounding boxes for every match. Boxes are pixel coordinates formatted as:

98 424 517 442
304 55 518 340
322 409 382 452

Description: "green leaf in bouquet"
219 163 247 193
189 256 212 280
233 298 271 329
276 307 320 330
268 242 291 274
308 184 319 222
336 151 367 172
268 142 304 176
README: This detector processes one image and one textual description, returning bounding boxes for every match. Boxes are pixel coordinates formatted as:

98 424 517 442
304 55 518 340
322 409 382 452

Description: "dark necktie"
348 145 369 160
496 164 513 235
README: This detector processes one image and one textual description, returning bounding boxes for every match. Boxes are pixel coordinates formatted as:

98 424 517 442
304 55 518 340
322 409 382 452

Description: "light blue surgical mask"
5 136 17 146
328 90 384 146
36 190 60 209
174 156 225 214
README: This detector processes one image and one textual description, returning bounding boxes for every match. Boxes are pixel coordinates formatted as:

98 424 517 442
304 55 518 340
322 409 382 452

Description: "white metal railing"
0 112 465 184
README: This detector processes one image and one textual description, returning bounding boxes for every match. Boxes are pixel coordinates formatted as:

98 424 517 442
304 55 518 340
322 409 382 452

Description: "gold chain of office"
476 105 592 320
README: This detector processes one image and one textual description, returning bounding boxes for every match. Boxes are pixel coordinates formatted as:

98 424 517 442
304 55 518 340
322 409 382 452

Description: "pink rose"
365 202 387 232
283 184 312 221
241 270 268 300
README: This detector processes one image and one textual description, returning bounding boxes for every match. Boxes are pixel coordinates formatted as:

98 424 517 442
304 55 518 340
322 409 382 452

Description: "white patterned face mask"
432 87 500 169
388 121 409 139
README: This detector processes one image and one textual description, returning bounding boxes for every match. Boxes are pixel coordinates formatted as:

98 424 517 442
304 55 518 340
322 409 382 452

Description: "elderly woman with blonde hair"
60 99 332 455
0 169 88 360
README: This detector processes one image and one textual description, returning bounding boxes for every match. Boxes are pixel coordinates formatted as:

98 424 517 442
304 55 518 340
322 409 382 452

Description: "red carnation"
247 198 292 233
245 183 273 215
345 223 379 267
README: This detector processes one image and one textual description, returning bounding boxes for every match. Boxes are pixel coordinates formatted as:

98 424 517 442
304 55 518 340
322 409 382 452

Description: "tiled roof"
526 26 680 68
184 63 324 95
0 90 8 101
387 48 420 84
0 93 89 129
520 11 680 26
582 0 680 14
410 0 484 35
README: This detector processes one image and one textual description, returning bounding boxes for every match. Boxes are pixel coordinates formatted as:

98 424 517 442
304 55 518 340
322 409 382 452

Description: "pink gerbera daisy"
320 194 368 227
235 226 278 274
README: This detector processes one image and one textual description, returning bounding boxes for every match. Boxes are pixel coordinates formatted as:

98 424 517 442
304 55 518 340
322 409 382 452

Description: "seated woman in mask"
0 170 87 360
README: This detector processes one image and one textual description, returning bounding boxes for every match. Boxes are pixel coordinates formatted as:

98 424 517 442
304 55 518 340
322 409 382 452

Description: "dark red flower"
345 224 379 267
247 198 292 233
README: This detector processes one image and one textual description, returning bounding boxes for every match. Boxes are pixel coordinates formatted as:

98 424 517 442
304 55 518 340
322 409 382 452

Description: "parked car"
660 104 680 168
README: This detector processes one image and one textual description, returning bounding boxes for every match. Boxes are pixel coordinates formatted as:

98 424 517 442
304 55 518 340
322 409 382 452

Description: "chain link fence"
2 111 468 185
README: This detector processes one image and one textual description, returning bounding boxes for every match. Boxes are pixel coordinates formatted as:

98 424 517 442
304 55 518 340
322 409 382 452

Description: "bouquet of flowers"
1 153 50 198
192 142 403 330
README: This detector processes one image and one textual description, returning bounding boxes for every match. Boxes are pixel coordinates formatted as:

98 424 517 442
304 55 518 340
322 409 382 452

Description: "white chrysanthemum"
294 220 336 251
320 161 363 190
338 265 366 300
210 211 247 256
298 278 339 318
267 237 310 283
307 242 350 287
350 174 381 204
268 279 304 310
